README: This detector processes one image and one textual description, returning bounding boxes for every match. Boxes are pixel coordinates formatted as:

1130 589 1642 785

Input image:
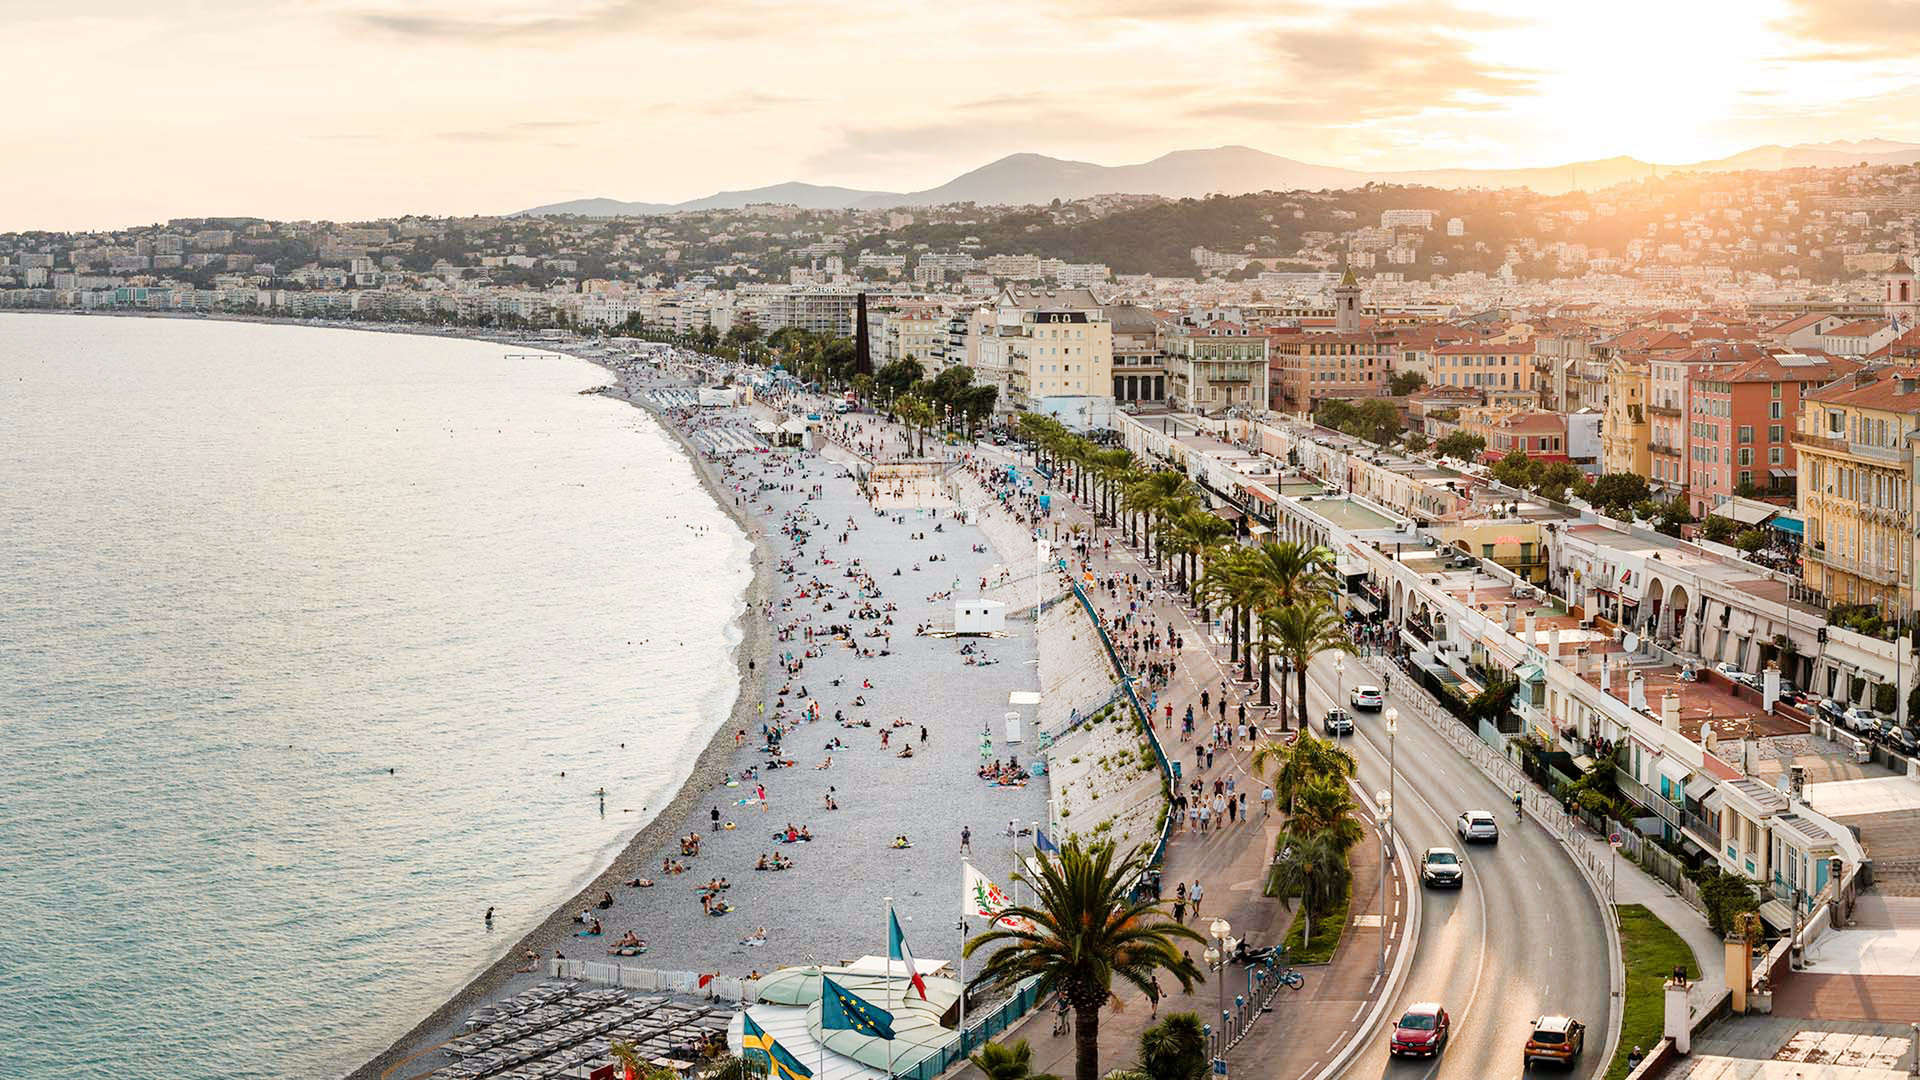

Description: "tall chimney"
1762 662 1781 713
1549 626 1562 660
1629 671 1647 711
1661 690 1681 731
1600 652 1612 695
1525 612 1538 649
1577 645 1592 675
1504 602 1516 633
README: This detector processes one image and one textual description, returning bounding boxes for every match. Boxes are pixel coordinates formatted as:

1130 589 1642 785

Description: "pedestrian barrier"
917 976 1045 1078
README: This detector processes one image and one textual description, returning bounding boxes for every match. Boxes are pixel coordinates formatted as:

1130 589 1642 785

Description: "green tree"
1434 431 1486 461
1490 449 1535 488
1733 528 1768 553
876 358 925 404
965 838 1205 1080
1250 729 1356 813
970 1039 1061 1080
1388 371 1427 396
1137 1014 1209 1080
1270 598 1357 730
1266 830 1350 950
1403 430 1430 452
1588 473 1651 512
1531 461 1584 501
1700 515 1738 543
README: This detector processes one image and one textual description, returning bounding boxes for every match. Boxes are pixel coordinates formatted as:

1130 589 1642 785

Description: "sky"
6 0 1918 230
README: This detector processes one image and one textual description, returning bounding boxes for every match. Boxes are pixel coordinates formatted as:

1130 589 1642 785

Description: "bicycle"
1052 998 1071 1037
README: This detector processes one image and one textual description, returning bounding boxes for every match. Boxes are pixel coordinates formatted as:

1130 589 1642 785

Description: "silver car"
1421 847 1465 888
1457 810 1499 844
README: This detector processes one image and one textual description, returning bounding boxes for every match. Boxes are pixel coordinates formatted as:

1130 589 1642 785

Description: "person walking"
710 806 721 832
1190 879 1205 917
961 825 972 854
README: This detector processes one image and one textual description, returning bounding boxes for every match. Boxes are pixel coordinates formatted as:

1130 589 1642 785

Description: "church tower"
1334 266 1364 333
1886 255 1918 332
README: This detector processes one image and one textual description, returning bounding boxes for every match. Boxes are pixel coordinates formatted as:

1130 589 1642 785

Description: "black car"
1885 725 1918 757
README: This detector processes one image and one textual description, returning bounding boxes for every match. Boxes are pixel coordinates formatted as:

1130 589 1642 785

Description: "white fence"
548 959 759 1004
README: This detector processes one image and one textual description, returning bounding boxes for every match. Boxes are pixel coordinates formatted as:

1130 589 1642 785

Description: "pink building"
1687 352 1861 516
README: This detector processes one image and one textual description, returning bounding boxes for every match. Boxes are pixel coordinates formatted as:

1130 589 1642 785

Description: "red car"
1390 1002 1451 1058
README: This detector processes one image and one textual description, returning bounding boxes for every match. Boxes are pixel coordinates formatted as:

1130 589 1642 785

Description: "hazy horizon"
6 0 1917 230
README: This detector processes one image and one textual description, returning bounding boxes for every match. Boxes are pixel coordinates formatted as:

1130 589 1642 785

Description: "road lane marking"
1352 1002 1367 1022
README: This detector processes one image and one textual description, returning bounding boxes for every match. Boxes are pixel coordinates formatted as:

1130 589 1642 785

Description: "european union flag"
740 1012 813 1080
820 975 896 1039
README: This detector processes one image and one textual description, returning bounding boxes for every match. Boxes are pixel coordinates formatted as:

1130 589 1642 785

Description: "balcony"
1615 766 1721 849
1793 431 1905 463
1804 545 1901 586
1650 441 1680 456
1648 402 1681 418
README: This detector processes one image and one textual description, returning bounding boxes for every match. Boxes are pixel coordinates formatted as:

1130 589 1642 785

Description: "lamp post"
1335 656 1345 713
1210 917 1233 1050
1376 789 1394 979
1385 707 1399 826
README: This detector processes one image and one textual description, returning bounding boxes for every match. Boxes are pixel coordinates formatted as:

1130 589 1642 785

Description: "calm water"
0 315 752 1078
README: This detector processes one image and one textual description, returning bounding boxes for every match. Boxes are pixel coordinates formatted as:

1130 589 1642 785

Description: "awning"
1769 468 1796 479
1572 754 1598 774
1702 789 1724 814
1515 660 1546 683
1771 516 1804 536
1348 594 1379 617
1757 898 1795 932
1685 773 1716 801
1715 497 1776 525
1656 756 1690 786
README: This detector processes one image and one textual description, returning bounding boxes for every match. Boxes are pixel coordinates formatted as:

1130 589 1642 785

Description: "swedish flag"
740 1012 813 1080
820 975 896 1039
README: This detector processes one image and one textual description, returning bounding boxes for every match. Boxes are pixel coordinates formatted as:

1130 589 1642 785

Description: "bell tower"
1886 253 1918 332
1334 265 1363 333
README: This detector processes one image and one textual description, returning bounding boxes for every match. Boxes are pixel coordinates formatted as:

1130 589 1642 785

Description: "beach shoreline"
332 351 779 1080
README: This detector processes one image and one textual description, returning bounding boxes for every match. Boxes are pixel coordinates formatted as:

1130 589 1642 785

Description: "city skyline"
8 0 1918 229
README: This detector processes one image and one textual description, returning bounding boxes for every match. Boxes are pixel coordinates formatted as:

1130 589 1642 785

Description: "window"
1739 448 1753 466
1740 470 1753 487
1769 446 1784 465
1739 425 1753 443
1772 382 1782 399
1769 400 1783 419
1769 424 1783 442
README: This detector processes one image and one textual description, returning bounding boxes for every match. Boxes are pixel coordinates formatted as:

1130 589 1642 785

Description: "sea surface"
0 315 752 1078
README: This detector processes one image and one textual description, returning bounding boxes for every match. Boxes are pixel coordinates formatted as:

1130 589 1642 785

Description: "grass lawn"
1607 904 1700 1080
1276 867 1353 966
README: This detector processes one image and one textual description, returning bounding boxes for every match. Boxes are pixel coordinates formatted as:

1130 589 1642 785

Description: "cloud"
1774 0 1920 60
1238 2 1538 124
348 0 741 41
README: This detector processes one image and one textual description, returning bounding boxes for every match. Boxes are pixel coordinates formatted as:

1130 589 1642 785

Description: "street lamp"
1334 656 1345 711
1384 707 1399 828
1377 789 1393 977
1209 917 1234 1057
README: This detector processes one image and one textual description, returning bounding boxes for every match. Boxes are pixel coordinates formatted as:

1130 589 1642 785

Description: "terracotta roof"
1823 319 1890 338
1804 368 1920 410
1720 353 1862 384
1767 312 1832 335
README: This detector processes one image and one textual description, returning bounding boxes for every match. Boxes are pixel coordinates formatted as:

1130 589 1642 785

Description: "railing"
929 977 1044 1077
1803 545 1900 585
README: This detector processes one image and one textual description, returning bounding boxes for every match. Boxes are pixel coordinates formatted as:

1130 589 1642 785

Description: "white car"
1457 810 1500 844
1351 685 1384 711
1843 706 1881 734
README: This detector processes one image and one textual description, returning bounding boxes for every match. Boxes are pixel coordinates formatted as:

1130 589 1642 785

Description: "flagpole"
885 896 897 1080
957 912 969 1055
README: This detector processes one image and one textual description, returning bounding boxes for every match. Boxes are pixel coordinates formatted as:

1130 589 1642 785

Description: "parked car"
1817 698 1848 724
1843 706 1881 734
1457 810 1500 843
1523 1015 1586 1069
1390 1002 1451 1058
1884 725 1918 757
1322 708 1355 736
1350 685 1385 711
1421 847 1464 888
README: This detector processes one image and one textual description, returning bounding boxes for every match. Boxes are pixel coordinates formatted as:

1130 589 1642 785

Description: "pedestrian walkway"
946 446 1411 1080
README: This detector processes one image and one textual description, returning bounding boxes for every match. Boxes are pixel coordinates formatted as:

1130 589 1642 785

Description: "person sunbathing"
609 931 646 953
576 918 603 937
596 890 615 909
626 877 655 888
755 853 770 871
891 835 912 849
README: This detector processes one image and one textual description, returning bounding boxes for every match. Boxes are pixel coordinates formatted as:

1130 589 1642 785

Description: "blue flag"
820 975 896 1039
1035 829 1059 855
741 1012 814 1080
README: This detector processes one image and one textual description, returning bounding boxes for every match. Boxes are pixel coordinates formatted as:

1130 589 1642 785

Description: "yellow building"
1794 369 1920 612
1601 356 1650 477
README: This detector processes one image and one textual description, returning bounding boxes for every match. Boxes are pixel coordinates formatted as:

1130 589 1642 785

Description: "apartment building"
1794 369 1920 612
1688 353 1859 514
1429 342 1534 400
1267 330 1386 412
1165 321 1269 413
1106 302 1166 403
875 302 946 367
965 286 1112 408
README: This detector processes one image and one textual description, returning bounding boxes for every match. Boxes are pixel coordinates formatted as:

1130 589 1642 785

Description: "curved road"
1294 655 1615 1080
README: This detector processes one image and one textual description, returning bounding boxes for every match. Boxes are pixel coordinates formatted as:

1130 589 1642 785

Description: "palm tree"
970 1038 1061 1080
1180 513 1235 610
1137 1013 1210 1080
1197 547 1261 679
609 1040 676 1080
1266 830 1351 950
1249 729 1355 813
1091 448 1135 527
1269 599 1356 731
965 838 1205 1080
897 394 934 457
1291 776 1364 853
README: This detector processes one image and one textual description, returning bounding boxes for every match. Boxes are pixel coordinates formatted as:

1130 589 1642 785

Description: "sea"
0 314 753 1078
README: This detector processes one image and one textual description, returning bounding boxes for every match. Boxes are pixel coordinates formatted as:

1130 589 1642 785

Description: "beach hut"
954 598 1005 635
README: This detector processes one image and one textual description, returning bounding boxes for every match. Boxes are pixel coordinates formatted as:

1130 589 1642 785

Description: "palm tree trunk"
1074 1006 1100 1080
1228 604 1240 662
1294 664 1309 734
1259 638 1272 706
1242 609 1254 681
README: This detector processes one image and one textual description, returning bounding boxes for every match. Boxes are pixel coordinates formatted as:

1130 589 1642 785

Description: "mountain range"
515 139 1920 217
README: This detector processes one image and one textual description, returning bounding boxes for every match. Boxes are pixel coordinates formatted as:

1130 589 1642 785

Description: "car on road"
1420 847 1464 888
1322 708 1355 736
1350 685 1384 711
1389 1002 1450 1058
1457 810 1500 843
1523 1015 1585 1069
